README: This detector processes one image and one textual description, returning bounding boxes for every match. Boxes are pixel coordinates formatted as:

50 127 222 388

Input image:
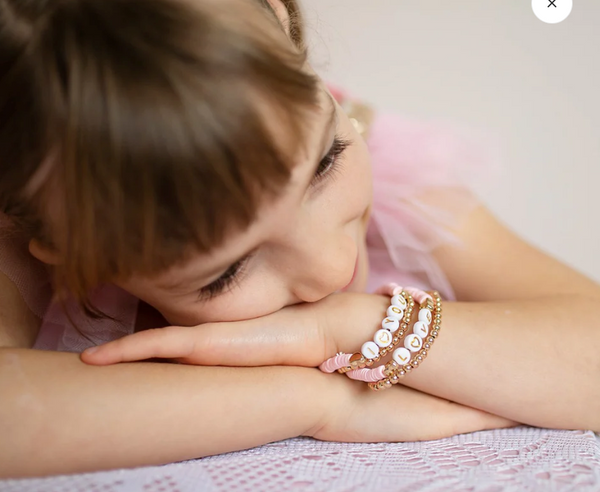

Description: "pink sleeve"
365 113 503 300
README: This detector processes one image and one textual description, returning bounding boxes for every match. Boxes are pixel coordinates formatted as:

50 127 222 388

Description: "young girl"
1 0 598 479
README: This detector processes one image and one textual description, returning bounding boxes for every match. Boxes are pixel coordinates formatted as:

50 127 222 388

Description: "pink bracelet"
318 284 432 382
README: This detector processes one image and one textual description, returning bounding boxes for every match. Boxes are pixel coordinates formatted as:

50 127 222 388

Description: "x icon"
548 0 557 7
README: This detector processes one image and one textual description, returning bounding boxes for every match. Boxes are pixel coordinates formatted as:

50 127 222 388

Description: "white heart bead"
361 341 380 359
374 329 393 348
418 308 432 324
392 347 411 366
404 334 423 352
413 321 429 338
381 317 400 332
386 305 404 320
391 294 407 309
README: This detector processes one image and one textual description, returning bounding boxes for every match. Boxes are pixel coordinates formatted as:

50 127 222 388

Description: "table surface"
2 427 599 492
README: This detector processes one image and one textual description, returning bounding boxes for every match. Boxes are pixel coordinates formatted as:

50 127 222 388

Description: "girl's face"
119 84 373 326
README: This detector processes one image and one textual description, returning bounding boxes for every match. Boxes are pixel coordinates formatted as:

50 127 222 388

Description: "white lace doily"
2 427 599 491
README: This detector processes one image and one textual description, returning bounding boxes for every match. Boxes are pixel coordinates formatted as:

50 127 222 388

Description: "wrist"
326 293 390 354
281 366 331 438
299 367 347 438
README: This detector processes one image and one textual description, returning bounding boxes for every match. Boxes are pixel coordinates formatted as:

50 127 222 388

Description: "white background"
301 0 600 282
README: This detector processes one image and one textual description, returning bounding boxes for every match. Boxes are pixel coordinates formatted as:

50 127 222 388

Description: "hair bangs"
1 0 320 300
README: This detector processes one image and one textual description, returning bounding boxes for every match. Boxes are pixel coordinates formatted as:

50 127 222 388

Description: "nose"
285 224 356 303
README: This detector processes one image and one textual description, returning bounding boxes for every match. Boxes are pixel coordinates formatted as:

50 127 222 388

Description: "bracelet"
368 290 442 391
318 289 414 374
346 291 435 383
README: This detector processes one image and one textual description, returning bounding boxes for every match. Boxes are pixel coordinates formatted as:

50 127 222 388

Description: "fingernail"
84 346 99 355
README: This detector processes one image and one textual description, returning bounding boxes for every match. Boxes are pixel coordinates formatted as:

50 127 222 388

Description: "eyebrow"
159 90 338 292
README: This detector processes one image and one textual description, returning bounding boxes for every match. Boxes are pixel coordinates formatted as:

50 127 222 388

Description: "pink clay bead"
346 365 386 383
318 353 353 373
374 283 399 296
392 285 404 296
403 286 432 304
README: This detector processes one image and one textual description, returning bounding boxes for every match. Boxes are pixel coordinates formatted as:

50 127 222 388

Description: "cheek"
341 136 373 215
155 289 287 326
120 275 288 327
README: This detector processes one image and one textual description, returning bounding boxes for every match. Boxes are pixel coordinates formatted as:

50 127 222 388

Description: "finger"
82 309 327 367
81 326 197 365
181 311 327 367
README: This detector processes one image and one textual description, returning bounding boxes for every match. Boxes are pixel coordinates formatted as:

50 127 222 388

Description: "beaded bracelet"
368 290 442 391
318 290 414 374
346 291 436 383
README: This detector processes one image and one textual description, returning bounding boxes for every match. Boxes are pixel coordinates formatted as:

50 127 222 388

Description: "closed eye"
196 254 252 301
311 135 351 185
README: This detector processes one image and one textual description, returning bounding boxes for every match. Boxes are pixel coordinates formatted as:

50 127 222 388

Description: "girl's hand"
311 372 517 443
81 293 388 367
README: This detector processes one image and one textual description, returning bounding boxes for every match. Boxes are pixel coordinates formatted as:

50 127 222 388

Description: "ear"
29 238 60 265
264 0 291 36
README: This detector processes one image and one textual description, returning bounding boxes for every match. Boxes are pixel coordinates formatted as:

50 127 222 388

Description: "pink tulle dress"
0 88 499 353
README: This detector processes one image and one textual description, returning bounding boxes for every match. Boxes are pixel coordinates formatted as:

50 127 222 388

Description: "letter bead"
374 329 393 348
404 334 423 352
418 308 432 324
392 347 411 366
361 341 380 359
391 294 407 309
413 321 429 338
381 317 400 332
386 305 404 320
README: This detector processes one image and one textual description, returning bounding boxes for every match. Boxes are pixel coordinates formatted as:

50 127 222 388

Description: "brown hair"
0 0 319 302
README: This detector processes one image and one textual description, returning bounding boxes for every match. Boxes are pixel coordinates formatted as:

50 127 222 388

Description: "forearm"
399 295 600 431
0 348 325 478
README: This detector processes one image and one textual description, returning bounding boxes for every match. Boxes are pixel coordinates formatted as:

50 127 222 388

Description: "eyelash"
197 257 249 301
197 134 352 301
312 135 351 185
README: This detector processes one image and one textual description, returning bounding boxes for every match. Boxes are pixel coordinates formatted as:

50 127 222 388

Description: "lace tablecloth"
2 427 599 492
